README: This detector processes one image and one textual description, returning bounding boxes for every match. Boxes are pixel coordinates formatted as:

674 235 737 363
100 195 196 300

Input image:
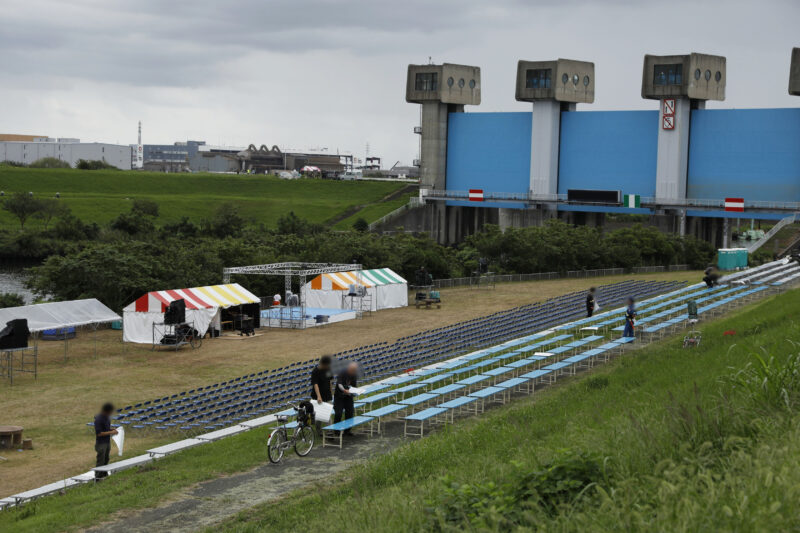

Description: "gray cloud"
1 0 798 165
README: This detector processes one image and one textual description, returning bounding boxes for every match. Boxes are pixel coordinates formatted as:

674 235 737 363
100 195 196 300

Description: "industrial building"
0 137 132 170
140 139 352 176
141 140 206 172
382 49 800 247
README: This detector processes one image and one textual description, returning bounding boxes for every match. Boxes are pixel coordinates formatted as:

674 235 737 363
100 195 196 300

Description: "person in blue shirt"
623 297 636 338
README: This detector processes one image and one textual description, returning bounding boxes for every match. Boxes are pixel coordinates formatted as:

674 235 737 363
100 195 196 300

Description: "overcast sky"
2 0 798 165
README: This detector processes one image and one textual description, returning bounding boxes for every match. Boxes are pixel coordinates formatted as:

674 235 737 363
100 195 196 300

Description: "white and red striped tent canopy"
122 283 259 343
124 283 259 313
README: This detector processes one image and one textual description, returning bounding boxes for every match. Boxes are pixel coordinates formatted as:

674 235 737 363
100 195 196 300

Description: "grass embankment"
215 290 800 532
332 192 416 230
0 277 790 532
0 167 408 228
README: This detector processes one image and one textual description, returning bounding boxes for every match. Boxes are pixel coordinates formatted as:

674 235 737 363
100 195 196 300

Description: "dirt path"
87 429 402 533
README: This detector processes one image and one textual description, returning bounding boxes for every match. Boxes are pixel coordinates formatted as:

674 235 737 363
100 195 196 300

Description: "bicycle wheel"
190 335 203 349
294 425 315 457
267 429 287 463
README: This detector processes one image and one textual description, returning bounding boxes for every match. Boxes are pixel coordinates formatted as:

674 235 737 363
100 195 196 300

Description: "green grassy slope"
219 290 800 532
0 167 406 228
3 291 799 532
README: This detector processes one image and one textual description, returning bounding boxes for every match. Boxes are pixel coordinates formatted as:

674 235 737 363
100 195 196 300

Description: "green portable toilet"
718 248 748 270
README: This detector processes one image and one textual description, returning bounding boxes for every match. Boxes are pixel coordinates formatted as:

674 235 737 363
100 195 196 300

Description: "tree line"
0 197 716 310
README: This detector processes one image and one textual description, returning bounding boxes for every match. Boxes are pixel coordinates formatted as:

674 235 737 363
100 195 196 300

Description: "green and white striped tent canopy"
309 268 407 290
305 267 409 310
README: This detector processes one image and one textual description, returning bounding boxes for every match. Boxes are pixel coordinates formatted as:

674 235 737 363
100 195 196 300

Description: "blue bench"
427 383 466 399
494 376 531 399
398 392 439 411
468 386 506 411
393 383 428 397
404 407 448 437
356 392 397 410
419 373 454 385
362 404 408 435
455 374 492 391
482 365 515 383
322 416 374 448
541 361 572 383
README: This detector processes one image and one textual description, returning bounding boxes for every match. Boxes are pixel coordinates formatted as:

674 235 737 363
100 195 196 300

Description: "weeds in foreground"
424 341 800 531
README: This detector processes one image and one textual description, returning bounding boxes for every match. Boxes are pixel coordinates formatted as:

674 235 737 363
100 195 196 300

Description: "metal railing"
368 196 423 231
420 188 800 212
746 213 799 253
429 265 689 289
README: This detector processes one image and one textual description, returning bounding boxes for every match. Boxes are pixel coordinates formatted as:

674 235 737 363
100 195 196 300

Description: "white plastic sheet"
313 402 334 423
0 299 120 332
112 427 125 456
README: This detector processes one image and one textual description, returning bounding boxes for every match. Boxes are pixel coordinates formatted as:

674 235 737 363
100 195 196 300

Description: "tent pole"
94 323 98 359
63 331 67 363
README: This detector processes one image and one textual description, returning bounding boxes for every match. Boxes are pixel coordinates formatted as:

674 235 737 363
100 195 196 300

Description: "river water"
0 269 36 303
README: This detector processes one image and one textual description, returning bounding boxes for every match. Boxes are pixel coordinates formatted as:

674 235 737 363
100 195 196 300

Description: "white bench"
92 454 154 476
197 426 249 442
147 438 207 457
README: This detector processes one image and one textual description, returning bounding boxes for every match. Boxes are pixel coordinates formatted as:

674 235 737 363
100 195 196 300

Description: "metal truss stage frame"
222 263 363 329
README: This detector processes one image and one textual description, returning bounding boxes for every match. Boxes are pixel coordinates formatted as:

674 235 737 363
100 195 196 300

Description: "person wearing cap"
623 297 637 338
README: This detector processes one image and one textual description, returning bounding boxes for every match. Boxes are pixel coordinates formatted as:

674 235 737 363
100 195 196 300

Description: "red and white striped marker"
468 189 484 202
724 198 744 212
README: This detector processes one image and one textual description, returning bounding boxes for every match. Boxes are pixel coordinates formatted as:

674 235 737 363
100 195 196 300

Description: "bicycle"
267 403 315 463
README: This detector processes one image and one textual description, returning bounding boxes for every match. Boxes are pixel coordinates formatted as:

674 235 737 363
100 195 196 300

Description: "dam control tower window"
653 63 683 86
415 72 438 91
525 68 552 89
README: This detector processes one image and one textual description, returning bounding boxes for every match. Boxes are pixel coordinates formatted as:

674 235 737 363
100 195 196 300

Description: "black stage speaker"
0 319 29 350
164 299 186 325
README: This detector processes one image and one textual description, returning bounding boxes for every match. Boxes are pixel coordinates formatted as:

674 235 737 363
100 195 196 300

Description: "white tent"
0 299 120 332
301 268 408 312
122 283 259 343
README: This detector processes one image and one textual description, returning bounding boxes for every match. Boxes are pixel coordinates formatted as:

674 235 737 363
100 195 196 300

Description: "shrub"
352 217 369 232
29 157 70 169
75 159 117 170
0 292 25 309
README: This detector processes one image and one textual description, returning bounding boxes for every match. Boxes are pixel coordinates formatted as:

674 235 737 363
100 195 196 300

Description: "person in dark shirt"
703 266 720 288
623 297 637 338
586 287 597 317
310 355 333 404
333 362 359 435
94 403 118 477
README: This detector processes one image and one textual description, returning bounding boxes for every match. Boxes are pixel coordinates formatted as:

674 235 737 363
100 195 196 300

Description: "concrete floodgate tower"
642 53 725 239
407 63 481 242
515 59 595 198
790 47 800 96
407 63 481 190
642 53 725 202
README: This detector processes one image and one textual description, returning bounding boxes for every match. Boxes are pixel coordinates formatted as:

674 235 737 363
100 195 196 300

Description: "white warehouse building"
0 139 132 169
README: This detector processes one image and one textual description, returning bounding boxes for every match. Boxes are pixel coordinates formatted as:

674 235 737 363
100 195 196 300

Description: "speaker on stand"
0 319 29 350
